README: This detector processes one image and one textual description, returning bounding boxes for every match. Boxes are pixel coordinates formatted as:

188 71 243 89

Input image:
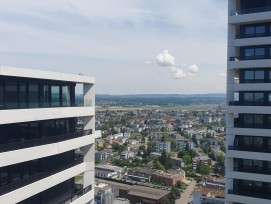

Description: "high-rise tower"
227 1 271 204
0 66 95 204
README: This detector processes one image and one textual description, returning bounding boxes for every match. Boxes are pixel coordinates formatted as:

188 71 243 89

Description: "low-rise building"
192 154 211 170
95 149 112 162
119 185 169 204
120 150 135 160
152 170 185 186
95 165 123 179
95 183 114 204
176 139 194 150
155 141 171 153
123 168 156 183
192 185 225 204
171 157 183 169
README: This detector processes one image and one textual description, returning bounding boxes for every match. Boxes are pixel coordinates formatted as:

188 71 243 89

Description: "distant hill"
94 94 225 107
96 93 225 99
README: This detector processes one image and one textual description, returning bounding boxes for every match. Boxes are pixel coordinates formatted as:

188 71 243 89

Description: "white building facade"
226 1 271 204
0 66 95 204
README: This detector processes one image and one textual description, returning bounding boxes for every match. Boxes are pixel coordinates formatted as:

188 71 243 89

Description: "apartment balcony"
0 130 94 167
228 58 271 69
228 189 271 203
228 101 270 106
229 8 271 24
228 145 271 154
0 129 92 153
227 148 271 162
0 158 86 203
230 36 271 47
230 83 271 92
228 105 271 114
0 106 95 125
233 167 271 175
229 55 271 61
57 185 93 204
230 6 271 16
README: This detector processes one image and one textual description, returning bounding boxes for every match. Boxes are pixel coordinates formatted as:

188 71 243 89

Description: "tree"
139 145 146 152
178 150 188 159
112 144 126 153
177 181 184 189
153 160 165 171
159 150 173 170
189 150 197 158
182 155 192 165
196 164 211 175
216 153 225 167
160 197 171 204
169 186 181 202
171 140 177 151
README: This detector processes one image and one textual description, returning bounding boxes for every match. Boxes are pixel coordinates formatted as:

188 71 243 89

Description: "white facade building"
227 1 271 204
0 66 95 204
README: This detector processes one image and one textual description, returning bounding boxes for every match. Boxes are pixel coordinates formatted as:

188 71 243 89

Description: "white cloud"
173 69 186 79
156 49 175 66
156 50 199 79
188 64 198 73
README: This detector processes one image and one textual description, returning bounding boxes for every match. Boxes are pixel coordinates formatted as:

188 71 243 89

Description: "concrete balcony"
0 132 95 167
229 10 271 24
228 59 271 69
229 36 271 47
227 190 271 204
227 149 271 162
0 159 86 203
227 105 271 114
0 106 95 125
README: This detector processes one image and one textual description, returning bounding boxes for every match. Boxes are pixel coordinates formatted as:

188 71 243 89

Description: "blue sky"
0 0 227 94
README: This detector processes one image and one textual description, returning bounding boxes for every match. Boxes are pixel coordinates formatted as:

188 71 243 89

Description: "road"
175 179 196 204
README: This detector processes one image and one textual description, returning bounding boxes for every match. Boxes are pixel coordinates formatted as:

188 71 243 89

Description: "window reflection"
51 86 60 107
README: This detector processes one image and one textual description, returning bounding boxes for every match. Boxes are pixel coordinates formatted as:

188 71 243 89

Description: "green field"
97 104 218 112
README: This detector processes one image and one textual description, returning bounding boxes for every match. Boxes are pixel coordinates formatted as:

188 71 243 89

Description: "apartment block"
227 1 271 204
0 66 95 204
155 141 171 153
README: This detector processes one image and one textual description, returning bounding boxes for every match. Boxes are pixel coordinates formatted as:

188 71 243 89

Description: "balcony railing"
230 6 271 16
229 101 269 106
0 158 83 196
228 189 271 200
0 129 92 153
236 33 271 39
233 167 271 175
228 145 271 153
0 99 92 110
57 185 92 204
229 55 271 61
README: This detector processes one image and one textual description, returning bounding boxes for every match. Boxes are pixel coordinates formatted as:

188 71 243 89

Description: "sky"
0 0 227 94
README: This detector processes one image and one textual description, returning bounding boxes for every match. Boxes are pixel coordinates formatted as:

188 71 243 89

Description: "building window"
244 70 254 83
244 115 253 128
5 82 17 109
244 93 254 104
51 86 60 107
43 85 50 107
0 81 4 109
28 83 39 108
62 86 70 107
254 70 264 83
19 83 27 108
